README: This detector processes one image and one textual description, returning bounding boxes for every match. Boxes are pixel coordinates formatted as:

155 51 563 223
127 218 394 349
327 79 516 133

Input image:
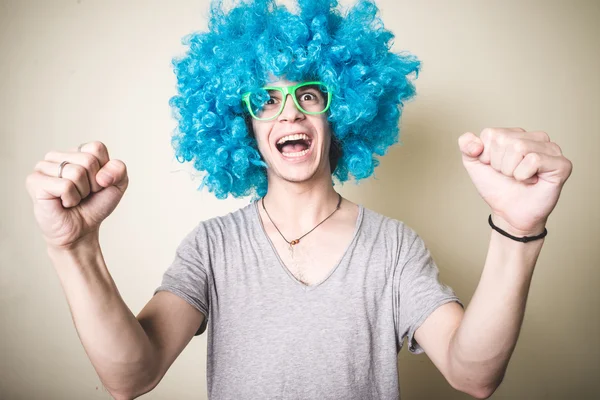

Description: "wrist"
46 234 112 287
489 213 547 238
46 232 101 261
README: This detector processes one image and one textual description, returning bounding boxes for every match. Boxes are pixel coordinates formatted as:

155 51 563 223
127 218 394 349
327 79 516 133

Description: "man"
25 0 572 399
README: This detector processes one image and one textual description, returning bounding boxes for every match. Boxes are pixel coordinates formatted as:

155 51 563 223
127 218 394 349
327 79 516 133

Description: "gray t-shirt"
155 201 462 399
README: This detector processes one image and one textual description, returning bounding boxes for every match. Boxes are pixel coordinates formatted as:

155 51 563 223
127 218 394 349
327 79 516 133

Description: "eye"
265 90 282 106
300 93 316 101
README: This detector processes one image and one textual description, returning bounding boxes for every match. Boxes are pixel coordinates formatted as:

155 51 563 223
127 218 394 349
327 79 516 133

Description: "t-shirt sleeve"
154 223 210 336
394 228 463 354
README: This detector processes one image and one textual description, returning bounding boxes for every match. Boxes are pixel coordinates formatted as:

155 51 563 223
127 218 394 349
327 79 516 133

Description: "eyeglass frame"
241 81 333 121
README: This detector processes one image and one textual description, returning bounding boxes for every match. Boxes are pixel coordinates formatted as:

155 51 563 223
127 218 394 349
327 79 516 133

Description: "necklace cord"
261 193 342 246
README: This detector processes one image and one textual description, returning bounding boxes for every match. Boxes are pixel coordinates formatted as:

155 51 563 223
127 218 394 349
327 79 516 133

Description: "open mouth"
276 133 313 158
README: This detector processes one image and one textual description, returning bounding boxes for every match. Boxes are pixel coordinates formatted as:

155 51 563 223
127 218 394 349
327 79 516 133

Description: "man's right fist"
25 141 129 250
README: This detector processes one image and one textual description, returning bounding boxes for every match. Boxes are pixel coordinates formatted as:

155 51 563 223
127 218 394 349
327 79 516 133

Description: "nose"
277 94 305 122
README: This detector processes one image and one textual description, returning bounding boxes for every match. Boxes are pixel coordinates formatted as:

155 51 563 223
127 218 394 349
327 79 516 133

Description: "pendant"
288 239 300 259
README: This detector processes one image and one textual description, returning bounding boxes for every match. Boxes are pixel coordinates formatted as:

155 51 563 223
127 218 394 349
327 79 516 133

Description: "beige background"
1 0 598 399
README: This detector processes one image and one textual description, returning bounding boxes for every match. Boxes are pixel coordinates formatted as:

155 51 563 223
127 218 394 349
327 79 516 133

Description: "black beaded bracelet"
488 215 547 243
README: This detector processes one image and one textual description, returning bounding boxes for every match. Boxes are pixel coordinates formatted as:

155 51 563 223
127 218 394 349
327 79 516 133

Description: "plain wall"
1 0 598 399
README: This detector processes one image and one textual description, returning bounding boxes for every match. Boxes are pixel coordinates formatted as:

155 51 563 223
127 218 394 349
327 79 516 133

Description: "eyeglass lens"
248 84 329 119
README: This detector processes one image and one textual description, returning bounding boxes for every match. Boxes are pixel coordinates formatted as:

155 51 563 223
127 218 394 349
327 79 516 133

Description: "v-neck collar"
252 199 364 292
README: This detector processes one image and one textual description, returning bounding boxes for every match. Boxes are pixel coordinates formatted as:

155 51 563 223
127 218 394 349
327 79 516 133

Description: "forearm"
48 236 158 398
448 221 544 394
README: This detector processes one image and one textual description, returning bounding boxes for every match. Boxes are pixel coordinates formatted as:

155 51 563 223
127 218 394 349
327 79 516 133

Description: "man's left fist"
458 128 573 237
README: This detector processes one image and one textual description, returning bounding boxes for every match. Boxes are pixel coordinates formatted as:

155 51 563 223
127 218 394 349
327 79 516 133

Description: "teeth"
282 148 309 157
277 133 310 145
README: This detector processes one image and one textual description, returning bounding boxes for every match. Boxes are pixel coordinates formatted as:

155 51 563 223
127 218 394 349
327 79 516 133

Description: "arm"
48 236 204 400
414 217 544 399
26 141 205 399
414 127 571 398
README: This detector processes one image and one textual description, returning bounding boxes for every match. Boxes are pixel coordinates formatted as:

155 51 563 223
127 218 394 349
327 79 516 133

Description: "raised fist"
25 141 129 249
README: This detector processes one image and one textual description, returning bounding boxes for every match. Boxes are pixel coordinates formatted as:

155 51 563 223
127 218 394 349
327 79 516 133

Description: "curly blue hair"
169 0 421 199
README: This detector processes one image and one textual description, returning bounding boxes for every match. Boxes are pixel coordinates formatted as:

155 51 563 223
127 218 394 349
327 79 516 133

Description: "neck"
262 175 340 233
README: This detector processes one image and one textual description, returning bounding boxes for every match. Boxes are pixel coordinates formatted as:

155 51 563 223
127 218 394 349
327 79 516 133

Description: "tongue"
281 142 308 153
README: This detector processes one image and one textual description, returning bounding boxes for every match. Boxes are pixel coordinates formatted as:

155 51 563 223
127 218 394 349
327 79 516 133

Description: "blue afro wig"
169 0 421 199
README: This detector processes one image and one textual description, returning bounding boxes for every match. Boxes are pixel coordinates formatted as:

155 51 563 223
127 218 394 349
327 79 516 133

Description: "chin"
270 154 332 185
269 160 317 182
280 168 319 183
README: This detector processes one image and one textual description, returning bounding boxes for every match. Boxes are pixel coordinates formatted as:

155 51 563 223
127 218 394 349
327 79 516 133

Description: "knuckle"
513 140 526 154
34 160 45 171
481 128 494 140
526 152 542 164
539 131 550 142
550 142 562 155
81 154 100 171
62 179 77 194
112 159 127 174
501 164 512 176
25 173 36 189
87 141 106 154
494 133 508 146
44 151 56 161
564 158 573 174
72 163 88 179
66 186 81 205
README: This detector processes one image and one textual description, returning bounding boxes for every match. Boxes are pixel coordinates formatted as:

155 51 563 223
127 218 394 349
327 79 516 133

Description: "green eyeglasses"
242 81 332 121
